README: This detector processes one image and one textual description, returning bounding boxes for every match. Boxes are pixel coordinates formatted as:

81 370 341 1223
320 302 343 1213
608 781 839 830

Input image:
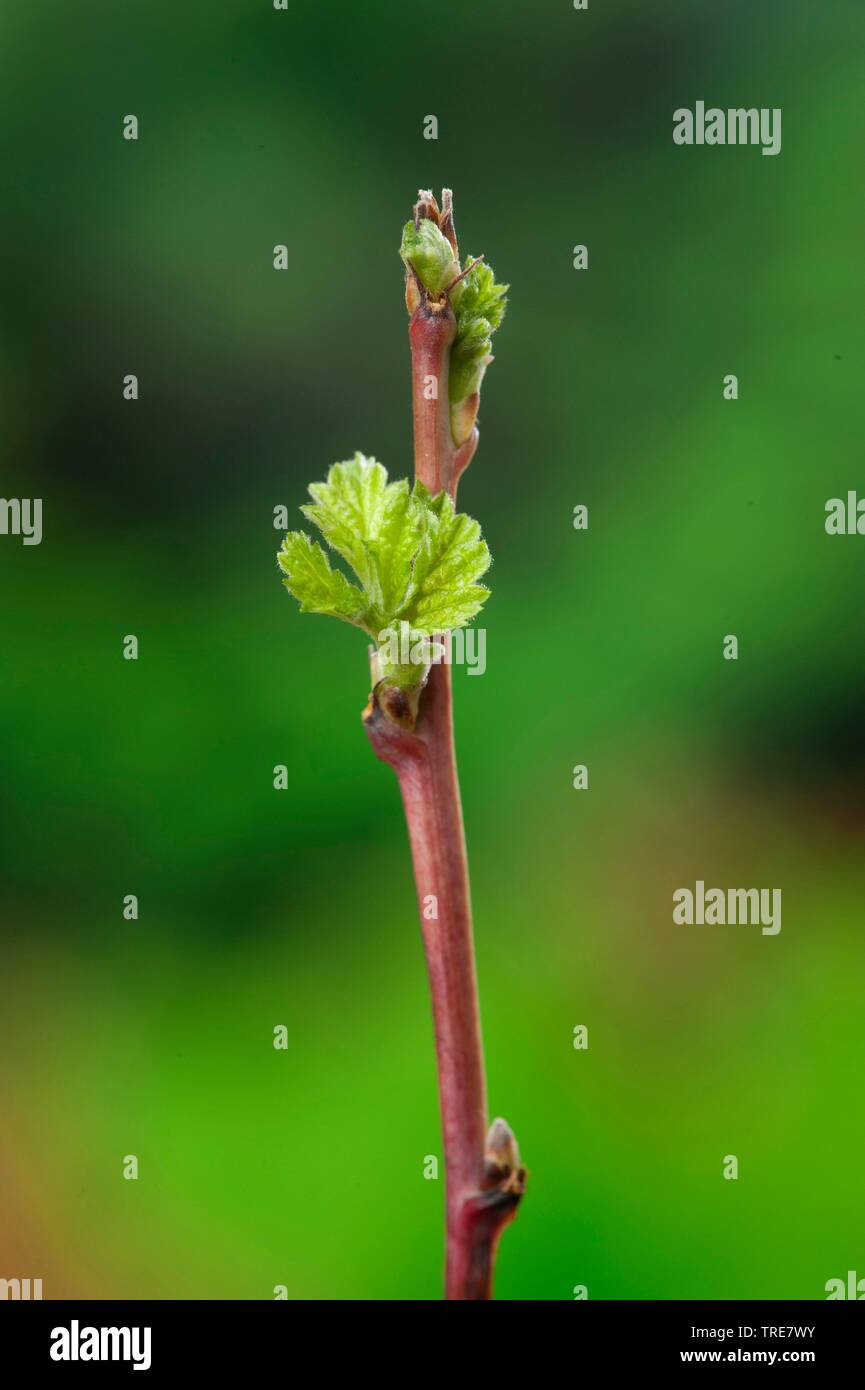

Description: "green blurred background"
1 0 863 1300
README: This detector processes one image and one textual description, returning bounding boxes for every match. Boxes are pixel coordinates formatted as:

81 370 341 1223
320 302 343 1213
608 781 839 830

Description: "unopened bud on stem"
400 188 508 453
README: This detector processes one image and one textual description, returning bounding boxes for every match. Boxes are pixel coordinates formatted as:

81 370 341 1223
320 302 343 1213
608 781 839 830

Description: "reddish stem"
408 301 479 500
364 289 524 1299
364 676 487 1297
409 302 457 496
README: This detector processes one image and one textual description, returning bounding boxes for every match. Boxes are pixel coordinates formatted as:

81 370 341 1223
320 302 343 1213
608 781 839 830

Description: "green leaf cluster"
278 454 491 688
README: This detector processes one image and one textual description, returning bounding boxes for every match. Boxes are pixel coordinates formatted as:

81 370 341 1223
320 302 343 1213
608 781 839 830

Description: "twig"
364 211 525 1296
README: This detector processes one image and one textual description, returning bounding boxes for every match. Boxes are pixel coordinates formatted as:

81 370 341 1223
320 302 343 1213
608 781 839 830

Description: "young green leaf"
449 255 508 410
301 453 391 605
453 255 508 335
277 456 492 697
396 487 491 632
277 531 369 626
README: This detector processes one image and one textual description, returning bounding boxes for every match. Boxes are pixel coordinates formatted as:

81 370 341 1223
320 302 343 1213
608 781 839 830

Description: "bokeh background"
1 0 864 1300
